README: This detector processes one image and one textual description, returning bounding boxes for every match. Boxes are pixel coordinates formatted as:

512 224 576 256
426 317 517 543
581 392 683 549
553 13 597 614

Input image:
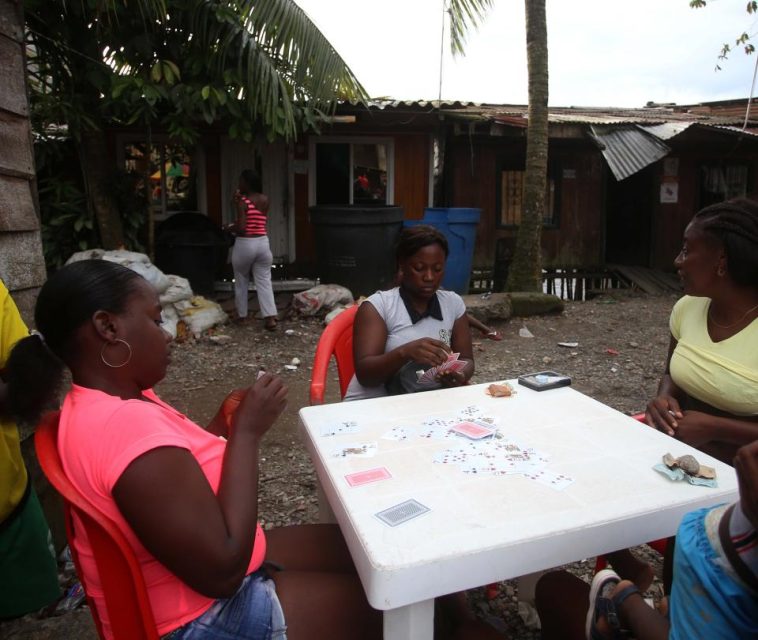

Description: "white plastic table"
298 382 739 640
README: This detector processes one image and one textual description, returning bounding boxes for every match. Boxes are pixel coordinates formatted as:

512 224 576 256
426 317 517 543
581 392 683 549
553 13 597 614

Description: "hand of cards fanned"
416 352 467 385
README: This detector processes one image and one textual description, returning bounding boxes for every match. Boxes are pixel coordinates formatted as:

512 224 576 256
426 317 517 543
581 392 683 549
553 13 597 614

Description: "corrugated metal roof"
345 99 757 127
588 125 671 181
640 122 694 140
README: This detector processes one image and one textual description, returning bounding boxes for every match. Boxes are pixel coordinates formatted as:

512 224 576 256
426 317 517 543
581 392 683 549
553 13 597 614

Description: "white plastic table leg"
383 599 434 640
516 571 544 603
316 480 336 524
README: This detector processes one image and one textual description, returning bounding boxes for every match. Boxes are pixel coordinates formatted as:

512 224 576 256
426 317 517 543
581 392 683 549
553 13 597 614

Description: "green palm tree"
448 0 548 292
25 0 366 248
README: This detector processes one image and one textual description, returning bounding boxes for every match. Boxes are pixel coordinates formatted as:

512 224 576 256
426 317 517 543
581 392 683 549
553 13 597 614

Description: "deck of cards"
450 420 496 440
416 352 467 385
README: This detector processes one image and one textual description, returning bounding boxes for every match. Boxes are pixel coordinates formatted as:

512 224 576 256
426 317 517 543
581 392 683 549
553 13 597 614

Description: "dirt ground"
2 290 678 639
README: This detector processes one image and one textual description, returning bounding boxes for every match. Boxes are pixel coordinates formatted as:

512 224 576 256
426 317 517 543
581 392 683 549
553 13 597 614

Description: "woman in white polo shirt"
345 225 474 401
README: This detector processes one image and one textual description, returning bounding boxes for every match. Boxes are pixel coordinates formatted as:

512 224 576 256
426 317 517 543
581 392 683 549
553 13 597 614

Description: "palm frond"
447 0 494 56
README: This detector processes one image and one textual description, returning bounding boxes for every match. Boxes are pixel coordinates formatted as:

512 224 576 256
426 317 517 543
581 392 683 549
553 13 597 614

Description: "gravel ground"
2 291 677 640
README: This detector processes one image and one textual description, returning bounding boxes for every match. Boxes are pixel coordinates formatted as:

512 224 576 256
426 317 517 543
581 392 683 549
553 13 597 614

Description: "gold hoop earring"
100 339 132 368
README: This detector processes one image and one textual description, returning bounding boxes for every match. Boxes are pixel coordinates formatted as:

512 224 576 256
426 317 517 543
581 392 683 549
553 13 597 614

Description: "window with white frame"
309 137 394 206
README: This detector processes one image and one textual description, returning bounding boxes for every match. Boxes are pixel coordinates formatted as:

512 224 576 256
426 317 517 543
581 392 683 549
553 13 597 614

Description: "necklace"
708 301 758 329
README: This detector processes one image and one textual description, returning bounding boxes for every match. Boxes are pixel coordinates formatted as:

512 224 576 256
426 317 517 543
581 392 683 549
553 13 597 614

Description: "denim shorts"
164 569 287 640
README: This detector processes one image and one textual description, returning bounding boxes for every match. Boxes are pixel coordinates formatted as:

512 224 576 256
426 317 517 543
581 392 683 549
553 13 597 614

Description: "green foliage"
24 0 366 251
37 175 97 269
447 0 494 57
33 137 146 267
25 0 367 144
108 171 148 252
689 0 757 69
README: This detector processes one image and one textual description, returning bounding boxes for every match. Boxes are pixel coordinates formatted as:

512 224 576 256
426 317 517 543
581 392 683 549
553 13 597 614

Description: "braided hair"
692 198 758 288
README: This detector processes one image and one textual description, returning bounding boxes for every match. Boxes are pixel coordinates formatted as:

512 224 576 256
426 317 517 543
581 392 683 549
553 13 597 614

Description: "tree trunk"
506 0 548 292
77 129 125 249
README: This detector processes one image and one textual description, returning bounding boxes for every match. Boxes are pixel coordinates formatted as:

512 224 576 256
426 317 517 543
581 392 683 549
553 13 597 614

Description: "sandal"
585 570 637 640
264 318 278 331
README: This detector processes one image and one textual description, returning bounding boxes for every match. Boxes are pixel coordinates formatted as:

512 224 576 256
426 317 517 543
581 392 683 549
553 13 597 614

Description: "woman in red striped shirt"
229 170 277 330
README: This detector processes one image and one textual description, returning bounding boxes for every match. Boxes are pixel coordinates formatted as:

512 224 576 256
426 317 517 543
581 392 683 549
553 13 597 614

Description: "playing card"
418 425 455 440
330 442 378 458
450 421 496 440
375 499 430 526
525 469 574 491
457 404 484 419
381 426 414 441
320 421 360 437
421 415 456 428
345 467 392 487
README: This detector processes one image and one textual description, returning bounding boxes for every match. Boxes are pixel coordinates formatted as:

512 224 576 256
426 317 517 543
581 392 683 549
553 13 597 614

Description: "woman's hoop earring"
100 339 132 368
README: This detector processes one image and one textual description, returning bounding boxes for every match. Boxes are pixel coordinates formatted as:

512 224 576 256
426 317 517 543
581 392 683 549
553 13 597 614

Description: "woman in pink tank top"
4 260 386 640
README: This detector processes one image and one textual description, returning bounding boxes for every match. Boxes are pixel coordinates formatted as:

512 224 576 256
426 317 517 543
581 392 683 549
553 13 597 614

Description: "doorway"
604 165 655 266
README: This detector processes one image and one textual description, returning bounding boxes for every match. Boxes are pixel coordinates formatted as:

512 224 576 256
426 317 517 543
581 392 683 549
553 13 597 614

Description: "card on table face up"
450 421 496 440
381 426 414 441
320 421 360 437
345 467 392 487
525 469 575 491
330 442 377 458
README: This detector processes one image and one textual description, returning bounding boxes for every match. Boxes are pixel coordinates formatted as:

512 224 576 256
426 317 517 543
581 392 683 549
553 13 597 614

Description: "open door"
220 137 292 262
604 165 655 266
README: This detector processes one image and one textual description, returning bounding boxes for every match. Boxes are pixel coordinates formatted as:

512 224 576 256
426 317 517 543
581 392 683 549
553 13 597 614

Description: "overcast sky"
296 0 758 107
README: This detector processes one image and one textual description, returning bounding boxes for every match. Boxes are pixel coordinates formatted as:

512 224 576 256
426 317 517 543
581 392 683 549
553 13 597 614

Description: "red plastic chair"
309 304 359 405
35 411 160 640
594 412 670 573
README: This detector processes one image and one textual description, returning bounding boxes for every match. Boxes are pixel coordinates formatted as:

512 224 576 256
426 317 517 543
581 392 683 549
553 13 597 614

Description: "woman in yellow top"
608 198 758 592
646 198 758 463
0 280 59 616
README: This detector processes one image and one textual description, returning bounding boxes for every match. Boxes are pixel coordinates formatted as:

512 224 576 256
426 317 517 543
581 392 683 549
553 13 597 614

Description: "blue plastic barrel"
404 208 481 294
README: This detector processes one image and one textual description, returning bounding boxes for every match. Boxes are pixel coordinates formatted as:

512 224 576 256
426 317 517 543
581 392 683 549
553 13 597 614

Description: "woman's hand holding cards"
400 338 451 367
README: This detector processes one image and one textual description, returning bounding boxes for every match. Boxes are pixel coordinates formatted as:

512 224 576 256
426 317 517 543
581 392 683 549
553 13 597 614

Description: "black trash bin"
154 212 230 296
309 205 404 297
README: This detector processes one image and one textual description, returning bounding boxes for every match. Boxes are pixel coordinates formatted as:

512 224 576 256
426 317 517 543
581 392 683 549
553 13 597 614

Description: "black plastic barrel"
154 212 230 296
309 205 404 297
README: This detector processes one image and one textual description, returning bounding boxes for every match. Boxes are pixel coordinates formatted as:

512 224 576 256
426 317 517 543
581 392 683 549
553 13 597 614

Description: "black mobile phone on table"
517 371 572 391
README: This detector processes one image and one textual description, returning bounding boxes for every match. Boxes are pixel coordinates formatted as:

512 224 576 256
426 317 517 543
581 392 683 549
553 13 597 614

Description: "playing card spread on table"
457 404 484 419
525 469 575 490
432 438 553 478
345 467 392 487
375 499 430 526
381 426 414 441
418 425 457 440
320 421 360 437
450 421 496 440
421 416 457 429
330 442 378 458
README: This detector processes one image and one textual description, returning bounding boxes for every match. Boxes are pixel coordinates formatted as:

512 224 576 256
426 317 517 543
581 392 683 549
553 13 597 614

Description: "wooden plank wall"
649 138 758 270
449 136 604 269
393 134 430 219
